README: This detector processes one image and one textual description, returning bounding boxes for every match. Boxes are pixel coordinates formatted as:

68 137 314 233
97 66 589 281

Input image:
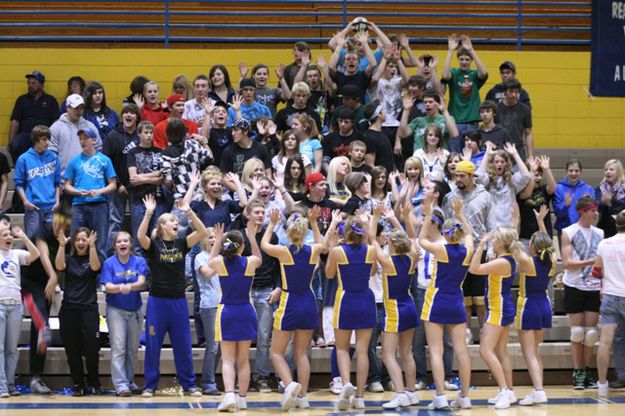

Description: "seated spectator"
60 76 86 114
274 82 322 134
239 62 290 117
154 94 199 149
495 79 533 160
220 119 271 177
227 78 272 125
486 61 531 107
182 75 212 127
83 81 120 141
134 81 169 126
208 65 236 104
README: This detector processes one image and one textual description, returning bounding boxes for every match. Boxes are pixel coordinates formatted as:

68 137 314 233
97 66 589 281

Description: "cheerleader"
261 207 323 410
419 198 474 409
371 205 420 409
515 205 555 405
325 215 381 410
195 222 261 412
469 228 523 409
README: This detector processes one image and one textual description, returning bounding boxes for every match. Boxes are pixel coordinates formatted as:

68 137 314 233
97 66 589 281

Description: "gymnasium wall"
1 48 623 149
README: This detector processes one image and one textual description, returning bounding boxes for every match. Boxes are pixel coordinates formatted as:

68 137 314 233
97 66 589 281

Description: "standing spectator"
60 76 86 115
100 231 147 396
272 130 311 175
209 65 236 104
154 93 199 149
415 54 442 92
227 79 272 125
363 100 396 173
329 85 367 132
561 196 604 390
275 82 322 134
413 125 450 182
328 19 390 71
14 125 61 239
239 62 290 117
182 75 212 127
292 114 323 173
595 210 625 396
64 127 117 260
441 34 488 152
462 130 486 169
134 81 169 126
293 59 335 131
83 81 120 142
0 152 11 216
55 228 101 396
329 33 375 106
204 101 232 164
495 79 533 160
517 155 556 246
9 70 59 164
49 93 102 176
283 41 312 89
477 100 511 149
595 159 625 238
485 61 531 107
554 159 595 240
219 119 271 177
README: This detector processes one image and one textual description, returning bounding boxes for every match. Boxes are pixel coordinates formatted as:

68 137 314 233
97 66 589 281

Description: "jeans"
71 202 109 262
24 208 53 240
367 303 389 384
600 294 625 380
108 191 128 253
106 305 143 393
252 287 274 378
188 244 205 344
199 307 220 389
129 194 169 256
615 320 625 380
412 287 454 380
0 303 23 393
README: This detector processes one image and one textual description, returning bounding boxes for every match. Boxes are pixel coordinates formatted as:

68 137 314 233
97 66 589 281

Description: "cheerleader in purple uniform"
418 198 474 410
195 222 262 412
261 207 324 411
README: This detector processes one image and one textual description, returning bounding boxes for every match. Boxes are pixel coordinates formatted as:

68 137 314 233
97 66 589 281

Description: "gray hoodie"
442 183 496 245
49 113 102 176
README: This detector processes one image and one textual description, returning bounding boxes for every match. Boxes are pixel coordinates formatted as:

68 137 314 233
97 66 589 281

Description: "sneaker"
405 390 420 405
427 394 449 410
281 382 302 411
30 377 51 395
141 388 154 398
519 389 548 405
367 381 384 393
337 382 355 411
330 376 343 394
611 379 625 389
415 379 426 390
72 385 85 397
90 386 105 396
383 393 410 409
465 328 473 344
493 390 511 409
184 387 203 397
598 381 609 397
0 392 9 398
585 368 598 389
296 396 310 409
237 395 247 410
508 389 518 404
117 390 132 397
8 387 20 397
450 394 472 409
256 378 272 393
277 380 286 394
488 389 506 405
217 392 237 412
445 379 459 391
352 396 365 409
573 368 586 390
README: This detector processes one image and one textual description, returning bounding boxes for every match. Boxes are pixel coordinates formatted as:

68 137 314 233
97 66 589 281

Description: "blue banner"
590 0 625 97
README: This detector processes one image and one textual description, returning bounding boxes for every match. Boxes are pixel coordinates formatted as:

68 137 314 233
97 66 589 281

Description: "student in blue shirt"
100 231 148 396
227 78 272 126
64 127 117 260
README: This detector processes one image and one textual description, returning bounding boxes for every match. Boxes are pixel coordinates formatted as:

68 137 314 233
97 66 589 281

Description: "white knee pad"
584 327 600 347
570 326 585 343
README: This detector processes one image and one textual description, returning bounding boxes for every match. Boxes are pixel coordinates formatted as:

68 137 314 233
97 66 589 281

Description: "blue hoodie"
14 147 61 210
553 178 594 231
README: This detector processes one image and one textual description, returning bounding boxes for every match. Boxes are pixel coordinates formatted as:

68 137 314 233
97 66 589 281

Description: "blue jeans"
24 208 53 240
367 303 389 384
615 320 625 380
106 305 142 393
412 287 454 380
0 302 23 394
599 294 625 380
108 191 128 253
129 194 169 256
199 307 220 389
252 287 274 378
71 202 109 261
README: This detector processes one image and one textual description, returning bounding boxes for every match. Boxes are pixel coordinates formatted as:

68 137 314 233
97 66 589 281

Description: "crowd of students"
3 17 625 411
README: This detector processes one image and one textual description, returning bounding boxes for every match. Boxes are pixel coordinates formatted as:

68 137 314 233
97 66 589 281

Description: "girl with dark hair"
209 65 236 104
271 129 311 175
413 124 449 181
60 76 86 114
55 227 101 396
83 81 120 140
284 156 307 202
195 223 261 412
443 152 462 185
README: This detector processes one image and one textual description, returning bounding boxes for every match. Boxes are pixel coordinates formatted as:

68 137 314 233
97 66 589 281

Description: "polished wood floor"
0 386 623 415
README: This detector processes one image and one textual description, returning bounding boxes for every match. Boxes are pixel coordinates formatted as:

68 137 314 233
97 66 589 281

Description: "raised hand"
429 55 439 68
503 142 518 157
266 119 277 136
275 63 286 80
383 45 394 60
239 61 249 78
245 217 259 238
381 205 396 220
229 95 243 112
12 226 25 240
538 155 550 171
399 33 410 49
269 208 281 225
331 209 342 225
533 204 548 223
189 169 201 186
308 205 321 222
132 93 145 109
57 229 70 246
176 198 190 213
480 232 494 245
437 94 448 113
273 171 285 189
142 194 156 213
256 119 268 136
452 197 464 215
301 52 311 67
373 203 384 217
316 54 327 68
400 202 412 220
87 230 98 248
214 223 225 242
462 145 473 162
402 93 414 110
448 33 459 51
460 34 474 51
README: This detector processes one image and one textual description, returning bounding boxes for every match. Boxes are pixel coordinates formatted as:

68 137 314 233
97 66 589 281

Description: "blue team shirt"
99 255 149 311
64 151 117 205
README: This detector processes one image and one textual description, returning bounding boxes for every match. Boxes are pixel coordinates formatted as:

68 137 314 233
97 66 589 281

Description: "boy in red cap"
153 93 199 149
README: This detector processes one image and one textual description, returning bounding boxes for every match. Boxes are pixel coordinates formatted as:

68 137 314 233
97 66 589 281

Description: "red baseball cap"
305 172 326 191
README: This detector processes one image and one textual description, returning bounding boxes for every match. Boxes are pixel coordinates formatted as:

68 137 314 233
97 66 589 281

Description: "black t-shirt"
478 124 511 149
322 129 364 159
517 184 554 239
147 237 189 298
21 221 58 288
219 140 271 176
208 127 233 164
351 163 372 174
296 196 338 235
495 102 532 152
275 105 322 134
239 227 279 289
127 145 163 200
258 134 281 161
0 153 11 178
61 255 99 310
331 71 371 106
342 194 372 215
363 129 395 172
10 93 60 134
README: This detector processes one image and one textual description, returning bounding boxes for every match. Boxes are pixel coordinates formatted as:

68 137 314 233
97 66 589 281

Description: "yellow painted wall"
1 48 624 149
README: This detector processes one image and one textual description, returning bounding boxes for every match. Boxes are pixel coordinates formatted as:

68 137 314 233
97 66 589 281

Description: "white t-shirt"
194 251 221 309
373 76 403 127
416 236 445 289
0 249 31 301
596 233 625 297
562 222 604 291
271 154 311 175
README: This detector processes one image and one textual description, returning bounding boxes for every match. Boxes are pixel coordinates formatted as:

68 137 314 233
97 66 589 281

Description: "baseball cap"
305 172 326 191
66 93 85 108
232 118 251 130
166 93 185 107
77 127 98 138
499 61 517 73
25 70 45 84
239 77 256 89
455 160 476 175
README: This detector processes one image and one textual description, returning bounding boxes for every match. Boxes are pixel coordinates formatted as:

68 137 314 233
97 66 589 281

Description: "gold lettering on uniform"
149 325 156 336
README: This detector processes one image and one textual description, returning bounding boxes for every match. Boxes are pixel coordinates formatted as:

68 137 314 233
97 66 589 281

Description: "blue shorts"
383 297 418 332
274 290 318 331
599 293 625 326
516 296 552 330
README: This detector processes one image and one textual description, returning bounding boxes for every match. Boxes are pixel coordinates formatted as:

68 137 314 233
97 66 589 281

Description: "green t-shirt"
408 114 454 152
447 68 487 123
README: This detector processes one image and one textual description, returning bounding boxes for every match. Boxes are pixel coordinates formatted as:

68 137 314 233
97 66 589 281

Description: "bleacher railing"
0 0 591 49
